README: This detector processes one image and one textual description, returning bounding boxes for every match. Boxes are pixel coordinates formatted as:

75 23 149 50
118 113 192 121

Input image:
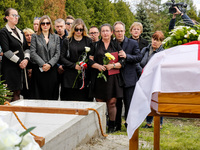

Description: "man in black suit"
113 21 142 130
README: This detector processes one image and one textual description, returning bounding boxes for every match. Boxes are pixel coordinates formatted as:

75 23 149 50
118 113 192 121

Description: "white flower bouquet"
0 119 41 150
163 25 200 49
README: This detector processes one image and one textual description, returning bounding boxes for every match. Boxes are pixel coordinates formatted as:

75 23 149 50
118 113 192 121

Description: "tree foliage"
136 2 152 41
0 0 199 39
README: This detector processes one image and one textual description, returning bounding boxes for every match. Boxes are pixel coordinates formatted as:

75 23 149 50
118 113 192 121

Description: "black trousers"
116 85 135 128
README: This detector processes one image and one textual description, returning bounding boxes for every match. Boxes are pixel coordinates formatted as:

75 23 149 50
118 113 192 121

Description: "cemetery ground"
76 117 200 150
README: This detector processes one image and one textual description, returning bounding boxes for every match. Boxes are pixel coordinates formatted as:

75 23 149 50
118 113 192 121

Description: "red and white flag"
126 41 200 139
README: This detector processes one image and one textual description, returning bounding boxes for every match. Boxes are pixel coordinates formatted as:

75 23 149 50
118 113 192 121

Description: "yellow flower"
105 53 115 61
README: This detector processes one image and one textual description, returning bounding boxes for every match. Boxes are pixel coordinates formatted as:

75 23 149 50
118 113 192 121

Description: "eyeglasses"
11 14 20 18
66 22 72 25
41 22 51 26
75 28 84 32
115 30 125 33
89 32 98 35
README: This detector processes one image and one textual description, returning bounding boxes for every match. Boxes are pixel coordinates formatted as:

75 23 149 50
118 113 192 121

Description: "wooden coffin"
151 92 200 114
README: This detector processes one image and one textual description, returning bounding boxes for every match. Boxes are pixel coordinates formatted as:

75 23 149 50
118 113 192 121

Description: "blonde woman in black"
60 18 92 101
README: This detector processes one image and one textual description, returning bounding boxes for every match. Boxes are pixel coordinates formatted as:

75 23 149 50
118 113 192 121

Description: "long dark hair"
37 15 54 35
3 8 17 22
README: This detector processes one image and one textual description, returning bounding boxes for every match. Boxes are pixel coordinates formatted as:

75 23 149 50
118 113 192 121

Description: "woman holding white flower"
89 24 125 133
60 18 92 101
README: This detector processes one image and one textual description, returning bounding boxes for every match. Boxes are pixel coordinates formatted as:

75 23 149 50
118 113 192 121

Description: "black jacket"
130 36 149 51
60 36 92 88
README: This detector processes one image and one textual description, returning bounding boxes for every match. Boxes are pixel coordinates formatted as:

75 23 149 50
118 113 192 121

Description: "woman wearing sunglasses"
60 18 92 101
0 8 30 101
30 15 60 100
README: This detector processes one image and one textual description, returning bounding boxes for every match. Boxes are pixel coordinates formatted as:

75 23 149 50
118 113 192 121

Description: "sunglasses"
41 22 50 26
66 22 72 25
75 28 84 32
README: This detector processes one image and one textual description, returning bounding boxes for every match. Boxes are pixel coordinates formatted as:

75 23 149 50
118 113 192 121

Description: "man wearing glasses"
65 15 75 33
113 21 142 131
89 26 100 42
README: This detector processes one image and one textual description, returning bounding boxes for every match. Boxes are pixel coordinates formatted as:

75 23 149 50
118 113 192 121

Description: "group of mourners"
1 7 194 133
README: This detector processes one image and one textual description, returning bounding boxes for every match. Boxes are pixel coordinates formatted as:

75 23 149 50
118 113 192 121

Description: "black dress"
60 36 92 101
89 39 124 101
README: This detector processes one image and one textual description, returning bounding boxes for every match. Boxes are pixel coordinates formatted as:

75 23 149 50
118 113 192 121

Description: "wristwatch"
113 63 115 68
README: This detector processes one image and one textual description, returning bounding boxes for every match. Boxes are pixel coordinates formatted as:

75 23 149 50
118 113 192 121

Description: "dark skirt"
61 87 92 101
94 73 123 101
30 64 58 100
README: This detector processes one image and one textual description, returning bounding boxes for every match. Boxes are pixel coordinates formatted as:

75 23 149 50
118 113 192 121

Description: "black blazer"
0 24 29 90
120 36 142 87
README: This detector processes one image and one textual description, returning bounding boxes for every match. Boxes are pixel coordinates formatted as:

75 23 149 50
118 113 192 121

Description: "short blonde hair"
23 28 34 34
129 22 143 33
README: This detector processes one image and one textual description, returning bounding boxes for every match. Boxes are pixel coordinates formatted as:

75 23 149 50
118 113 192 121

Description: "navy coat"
121 36 142 88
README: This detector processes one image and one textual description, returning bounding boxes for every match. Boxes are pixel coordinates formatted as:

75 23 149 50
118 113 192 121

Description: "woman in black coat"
0 8 30 101
60 18 92 101
89 24 125 133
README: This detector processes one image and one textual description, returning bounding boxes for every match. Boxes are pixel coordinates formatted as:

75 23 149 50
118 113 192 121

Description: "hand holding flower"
104 63 114 70
75 64 82 71
97 52 115 82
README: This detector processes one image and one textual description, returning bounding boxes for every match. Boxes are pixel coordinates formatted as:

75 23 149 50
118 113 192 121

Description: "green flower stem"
72 71 81 88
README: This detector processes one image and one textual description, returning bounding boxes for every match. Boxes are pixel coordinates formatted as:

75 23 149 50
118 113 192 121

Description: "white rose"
190 29 197 35
85 47 90 52
198 35 200 41
0 128 22 149
0 119 9 132
20 133 41 150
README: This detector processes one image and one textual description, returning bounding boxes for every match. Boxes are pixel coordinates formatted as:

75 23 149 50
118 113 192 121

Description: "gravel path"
75 134 129 150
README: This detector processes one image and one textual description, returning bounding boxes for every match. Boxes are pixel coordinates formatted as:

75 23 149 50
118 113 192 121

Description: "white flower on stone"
20 133 41 150
85 47 90 53
0 128 22 149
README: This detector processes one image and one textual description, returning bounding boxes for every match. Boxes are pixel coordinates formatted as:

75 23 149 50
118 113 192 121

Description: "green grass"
112 117 200 150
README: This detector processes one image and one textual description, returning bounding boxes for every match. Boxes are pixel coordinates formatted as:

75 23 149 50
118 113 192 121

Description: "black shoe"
142 124 152 128
108 127 115 133
115 125 121 131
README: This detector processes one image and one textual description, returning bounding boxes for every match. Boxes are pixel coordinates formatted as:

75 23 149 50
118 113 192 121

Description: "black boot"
108 120 115 133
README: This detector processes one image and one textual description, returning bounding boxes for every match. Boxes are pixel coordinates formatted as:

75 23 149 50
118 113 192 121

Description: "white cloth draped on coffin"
126 42 200 139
